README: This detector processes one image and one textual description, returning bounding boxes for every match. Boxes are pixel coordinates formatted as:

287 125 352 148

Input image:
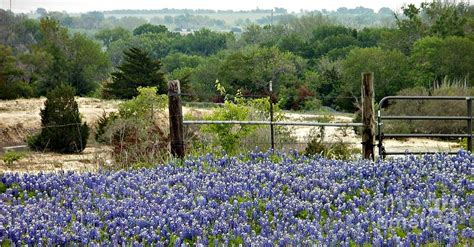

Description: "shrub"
201 99 256 154
27 84 89 153
200 82 295 154
383 85 474 135
95 111 117 144
305 125 357 160
1 151 25 165
101 87 169 168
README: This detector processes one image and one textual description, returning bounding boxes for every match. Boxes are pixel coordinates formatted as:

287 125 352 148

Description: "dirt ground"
0 98 462 173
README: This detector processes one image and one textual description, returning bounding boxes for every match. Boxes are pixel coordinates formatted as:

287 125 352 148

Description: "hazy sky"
2 0 428 13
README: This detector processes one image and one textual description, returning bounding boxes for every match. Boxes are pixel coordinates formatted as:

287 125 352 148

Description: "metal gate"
377 96 473 158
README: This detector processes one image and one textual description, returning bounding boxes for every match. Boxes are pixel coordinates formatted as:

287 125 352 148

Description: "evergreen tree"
105 47 166 99
27 84 89 153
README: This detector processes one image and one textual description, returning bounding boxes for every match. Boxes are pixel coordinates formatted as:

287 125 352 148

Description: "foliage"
340 47 410 111
388 1 471 54
133 23 169 36
0 150 472 245
201 86 257 154
27 84 89 153
173 28 232 56
383 84 474 135
304 116 357 160
1 151 25 165
94 27 131 48
101 87 169 168
0 45 34 99
94 111 117 143
217 46 309 110
68 33 111 95
35 18 110 96
105 47 166 99
107 32 175 66
410 36 474 87
162 52 204 73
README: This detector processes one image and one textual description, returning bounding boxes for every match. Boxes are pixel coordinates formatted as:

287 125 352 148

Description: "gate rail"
377 96 473 158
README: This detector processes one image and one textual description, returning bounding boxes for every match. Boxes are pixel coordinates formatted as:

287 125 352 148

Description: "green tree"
105 47 166 99
306 58 345 108
387 1 471 54
107 33 174 66
35 17 71 95
411 36 474 87
421 1 469 37
341 47 410 111
162 52 204 73
68 33 111 95
0 45 34 99
35 18 110 96
218 46 305 97
174 28 231 56
27 84 89 154
133 23 168 36
95 27 131 48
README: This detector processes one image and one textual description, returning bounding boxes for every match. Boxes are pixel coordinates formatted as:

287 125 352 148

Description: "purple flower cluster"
0 150 473 245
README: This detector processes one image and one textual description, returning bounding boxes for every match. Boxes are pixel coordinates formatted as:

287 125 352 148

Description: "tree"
173 28 231 56
68 33 111 95
340 47 410 111
307 58 345 108
35 8 47 16
133 23 168 36
387 1 471 54
105 47 166 99
95 27 131 48
161 52 203 73
27 84 89 154
107 33 174 67
217 46 308 109
35 17 71 95
35 18 110 96
410 36 474 87
0 45 34 99
78 11 105 29
305 25 360 61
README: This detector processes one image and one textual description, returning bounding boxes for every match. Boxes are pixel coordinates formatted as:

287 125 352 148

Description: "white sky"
2 0 429 13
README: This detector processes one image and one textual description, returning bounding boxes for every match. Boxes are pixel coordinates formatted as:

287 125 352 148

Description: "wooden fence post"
362 72 375 160
168 80 185 158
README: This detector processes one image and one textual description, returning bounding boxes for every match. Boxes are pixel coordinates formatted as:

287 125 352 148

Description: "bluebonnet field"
0 149 473 246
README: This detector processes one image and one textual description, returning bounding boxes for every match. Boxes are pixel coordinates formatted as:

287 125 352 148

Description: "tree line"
1 1 474 112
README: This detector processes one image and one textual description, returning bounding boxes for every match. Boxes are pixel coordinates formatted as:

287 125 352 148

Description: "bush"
1 151 25 165
383 85 474 135
304 125 357 160
95 111 117 144
199 82 295 154
27 84 89 153
101 87 169 168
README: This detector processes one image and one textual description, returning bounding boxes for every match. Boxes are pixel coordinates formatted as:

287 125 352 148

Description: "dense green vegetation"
1 1 473 112
27 85 90 153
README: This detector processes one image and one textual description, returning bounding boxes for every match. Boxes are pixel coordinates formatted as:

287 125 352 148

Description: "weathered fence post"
168 80 185 158
362 72 375 160
269 81 275 150
467 97 472 152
